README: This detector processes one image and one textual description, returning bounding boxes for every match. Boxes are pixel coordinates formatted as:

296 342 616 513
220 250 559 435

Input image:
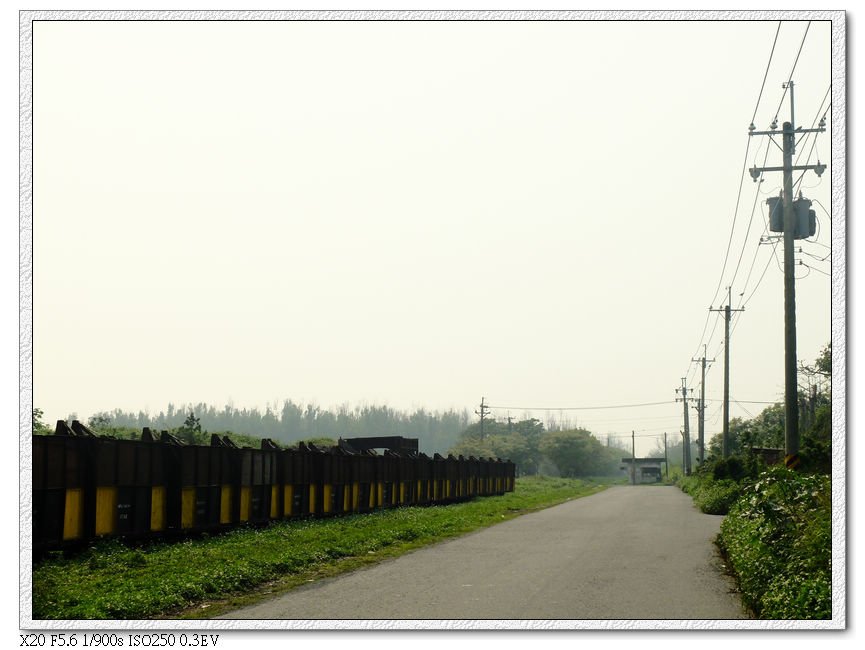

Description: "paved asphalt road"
219 485 749 620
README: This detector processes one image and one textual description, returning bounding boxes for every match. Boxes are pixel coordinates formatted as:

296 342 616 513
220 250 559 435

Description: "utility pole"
475 397 491 440
664 432 669 479
692 398 704 464
691 345 714 465
710 287 744 458
631 430 636 485
748 79 826 469
675 379 692 475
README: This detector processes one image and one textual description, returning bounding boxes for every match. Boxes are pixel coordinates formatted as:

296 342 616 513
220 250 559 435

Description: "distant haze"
30 17 836 456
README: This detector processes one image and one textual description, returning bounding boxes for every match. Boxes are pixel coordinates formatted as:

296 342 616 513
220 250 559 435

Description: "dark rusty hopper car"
31 424 516 551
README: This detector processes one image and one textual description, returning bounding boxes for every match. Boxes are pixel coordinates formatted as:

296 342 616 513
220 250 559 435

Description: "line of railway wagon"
32 421 516 551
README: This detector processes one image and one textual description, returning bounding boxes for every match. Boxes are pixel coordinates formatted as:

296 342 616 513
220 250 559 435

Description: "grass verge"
33 475 620 620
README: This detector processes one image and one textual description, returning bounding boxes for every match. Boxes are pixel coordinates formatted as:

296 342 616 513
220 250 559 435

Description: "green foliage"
298 437 338 449
175 411 202 444
449 418 545 474
707 344 832 464
695 479 742 515
718 466 831 619
709 453 765 482
33 476 615 619
32 408 52 436
539 428 622 477
450 419 623 478
800 402 831 474
678 473 743 515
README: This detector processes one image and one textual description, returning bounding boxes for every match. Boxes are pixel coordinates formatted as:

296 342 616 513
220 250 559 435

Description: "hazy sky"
30 16 838 455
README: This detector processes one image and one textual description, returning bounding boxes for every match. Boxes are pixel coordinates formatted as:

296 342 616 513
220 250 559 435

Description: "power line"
792 90 831 196
702 398 780 405
751 22 783 125
740 241 778 307
604 431 672 439
729 131 774 303
798 247 830 262
486 400 675 411
685 22 788 377
772 21 811 123
799 261 830 277
811 198 832 223
793 86 830 165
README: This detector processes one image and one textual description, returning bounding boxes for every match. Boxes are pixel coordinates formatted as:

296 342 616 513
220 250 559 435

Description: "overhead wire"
486 400 675 411
771 21 811 124
732 22 816 314
729 126 775 306
741 238 781 308
800 262 829 277
684 21 784 380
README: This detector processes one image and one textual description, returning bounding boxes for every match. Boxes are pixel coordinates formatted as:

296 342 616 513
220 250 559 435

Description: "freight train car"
32 424 516 551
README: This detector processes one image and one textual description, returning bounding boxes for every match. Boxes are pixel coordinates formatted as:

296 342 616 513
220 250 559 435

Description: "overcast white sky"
28 15 839 456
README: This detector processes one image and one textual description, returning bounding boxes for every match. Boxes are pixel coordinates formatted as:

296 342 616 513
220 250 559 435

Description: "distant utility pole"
663 433 669 479
631 430 636 486
692 398 704 463
692 345 714 465
748 79 826 469
475 397 491 440
710 287 744 458
675 379 692 475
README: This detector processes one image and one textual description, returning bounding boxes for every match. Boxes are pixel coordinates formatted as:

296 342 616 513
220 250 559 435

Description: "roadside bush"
718 466 831 619
693 479 741 515
678 469 744 516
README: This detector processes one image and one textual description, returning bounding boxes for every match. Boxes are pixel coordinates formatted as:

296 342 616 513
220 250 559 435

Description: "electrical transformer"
765 195 816 239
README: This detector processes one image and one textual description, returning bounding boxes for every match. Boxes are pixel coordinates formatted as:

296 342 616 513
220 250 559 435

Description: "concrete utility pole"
664 432 669 479
676 379 692 475
475 397 491 440
692 398 704 463
711 288 743 458
691 345 714 465
748 80 826 469
631 430 636 486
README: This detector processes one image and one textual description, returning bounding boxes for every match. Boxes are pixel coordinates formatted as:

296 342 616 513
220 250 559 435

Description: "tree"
176 411 203 444
539 428 621 477
815 342 831 377
32 408 52 436
88 412 111 431
449 418 546 474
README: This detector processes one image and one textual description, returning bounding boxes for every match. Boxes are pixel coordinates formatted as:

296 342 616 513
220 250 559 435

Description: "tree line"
447 417 630 478
53 401 472 454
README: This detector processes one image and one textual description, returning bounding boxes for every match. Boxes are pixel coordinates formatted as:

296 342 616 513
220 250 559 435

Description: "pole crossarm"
750 163 826 179
749 128 824 136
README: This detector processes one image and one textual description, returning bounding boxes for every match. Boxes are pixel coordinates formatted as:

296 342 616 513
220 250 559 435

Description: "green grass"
33 475 620 620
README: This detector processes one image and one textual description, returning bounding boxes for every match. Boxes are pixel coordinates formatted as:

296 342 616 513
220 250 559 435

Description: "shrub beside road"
680 460 831 619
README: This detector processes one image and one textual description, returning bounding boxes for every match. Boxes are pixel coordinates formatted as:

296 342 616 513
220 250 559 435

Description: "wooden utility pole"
711 288 743 458
748 80 826 469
